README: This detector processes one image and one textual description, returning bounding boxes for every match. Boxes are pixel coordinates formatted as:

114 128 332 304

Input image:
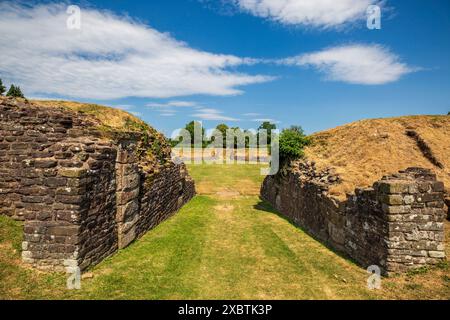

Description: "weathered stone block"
47 225 79 237
380 194 403 205
55 194 84 205
379 181 411 194
45 177 68 188
116 199 139 223
117 188 140 205
428 251 445 258
382 204 411 214
59 168 87 178
117 173 140 192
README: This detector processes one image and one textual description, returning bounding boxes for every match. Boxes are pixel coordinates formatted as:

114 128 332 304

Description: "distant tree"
287 125 305 135
279 126 311 163
243 129 256 148
215 123 229 136
0 79 5 96
6 85 25 98
448 111 450 115
185 121 205 147
258 121 277 133
212 123 229 148
258 121 277 146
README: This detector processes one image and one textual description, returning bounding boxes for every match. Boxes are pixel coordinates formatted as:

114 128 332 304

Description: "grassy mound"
32 100 153 133
304 115 450 199
30 99 171 170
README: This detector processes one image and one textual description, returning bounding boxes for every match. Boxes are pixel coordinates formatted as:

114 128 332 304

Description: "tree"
0 79 5 96
258 121 277 146
212 123 229 148
6 85 25 98
279 126 311 163
184 121 205 147
287 125 305 135
258 121 276 133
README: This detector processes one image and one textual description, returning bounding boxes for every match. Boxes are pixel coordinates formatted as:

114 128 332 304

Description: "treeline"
170 120 311 163
169 121 277 148
0 78 25 98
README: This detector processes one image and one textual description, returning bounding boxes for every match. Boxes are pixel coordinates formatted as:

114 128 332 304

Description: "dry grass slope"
28 99 172 170
304 115 450 199
32 99 153 134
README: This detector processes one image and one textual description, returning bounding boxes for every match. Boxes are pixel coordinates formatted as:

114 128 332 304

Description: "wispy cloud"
112 104 135 111
233 0 378 29
192 108 239 121
282 44 416 85
252 118 280 124
243 112 262 116
160 112 176 117
0 2 273 100
146 101 199 108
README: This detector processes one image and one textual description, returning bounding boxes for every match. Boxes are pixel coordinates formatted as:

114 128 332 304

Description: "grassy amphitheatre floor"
0 164 449 299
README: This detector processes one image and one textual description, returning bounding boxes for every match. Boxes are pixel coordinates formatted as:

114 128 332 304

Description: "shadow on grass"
253 198 366 271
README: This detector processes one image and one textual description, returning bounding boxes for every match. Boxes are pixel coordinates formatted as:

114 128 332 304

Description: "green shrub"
6 84 25 98
279 126 311 163
0 79 5 96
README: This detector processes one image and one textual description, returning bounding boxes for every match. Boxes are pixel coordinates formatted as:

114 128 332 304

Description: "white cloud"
0 3 273 100
243 112 262 116
146 101 198 108
234 0 377 28
146 100 200 117
283 44 415 85
112 104 135 110
192 108 239 121
252 118 280 124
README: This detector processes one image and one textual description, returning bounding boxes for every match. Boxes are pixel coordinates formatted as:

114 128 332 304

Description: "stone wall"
445 197 450 220
261 162 446 275
0 98 195 272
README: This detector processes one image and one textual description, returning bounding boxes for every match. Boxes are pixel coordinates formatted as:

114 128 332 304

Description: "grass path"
0 164 448 299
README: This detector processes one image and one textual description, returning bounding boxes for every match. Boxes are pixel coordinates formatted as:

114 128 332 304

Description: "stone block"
380 194 403 205
382 204 411 214
116 199 139 223
117 173 140 192
59 168 87 178
379 181 411 194
117 188 140 205
431 181 445 192
428 251 445 258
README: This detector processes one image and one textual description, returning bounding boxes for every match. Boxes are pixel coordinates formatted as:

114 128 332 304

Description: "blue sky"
1 0 449 136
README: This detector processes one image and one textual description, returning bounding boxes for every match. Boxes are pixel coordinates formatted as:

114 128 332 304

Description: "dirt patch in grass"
214 204 235 212
215 190 241 200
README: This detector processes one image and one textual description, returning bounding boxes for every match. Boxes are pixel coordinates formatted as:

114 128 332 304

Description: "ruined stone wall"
261 163 446 275
260 168 346 252
115 140 195 249
0 98 195 272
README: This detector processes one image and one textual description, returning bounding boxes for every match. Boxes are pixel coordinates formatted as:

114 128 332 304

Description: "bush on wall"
279 126 311 163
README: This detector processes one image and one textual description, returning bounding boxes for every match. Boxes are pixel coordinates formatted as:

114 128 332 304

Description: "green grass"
0 164 449 299
187 164 268 195
0 216 69 300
